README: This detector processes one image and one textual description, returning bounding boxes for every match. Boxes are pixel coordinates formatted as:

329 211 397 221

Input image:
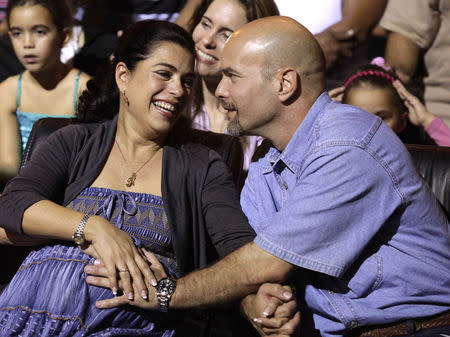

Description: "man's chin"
227 121 245 137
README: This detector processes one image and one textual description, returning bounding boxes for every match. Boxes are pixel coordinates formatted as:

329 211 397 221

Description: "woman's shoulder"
50 119 113 145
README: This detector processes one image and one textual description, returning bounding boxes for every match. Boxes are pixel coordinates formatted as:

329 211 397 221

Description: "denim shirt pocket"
346 254 383 298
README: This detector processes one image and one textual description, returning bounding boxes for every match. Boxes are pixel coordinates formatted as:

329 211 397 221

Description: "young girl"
0 0 90 177
330 59 450 146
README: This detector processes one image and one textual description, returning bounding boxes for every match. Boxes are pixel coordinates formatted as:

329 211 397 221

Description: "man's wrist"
156 277 176 311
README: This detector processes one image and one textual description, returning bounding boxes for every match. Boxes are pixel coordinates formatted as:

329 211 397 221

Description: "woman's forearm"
22 200 90 240
0 227 49 246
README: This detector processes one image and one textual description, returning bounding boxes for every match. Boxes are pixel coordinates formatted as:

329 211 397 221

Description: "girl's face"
192 0 248 78
345 86 407 134
9 4 66 72
117 42 195 139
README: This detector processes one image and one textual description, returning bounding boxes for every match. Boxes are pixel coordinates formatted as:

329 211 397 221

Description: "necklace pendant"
126 173 137 187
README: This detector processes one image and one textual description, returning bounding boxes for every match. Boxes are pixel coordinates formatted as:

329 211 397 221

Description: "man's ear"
275 68 300 103
115 62 130 92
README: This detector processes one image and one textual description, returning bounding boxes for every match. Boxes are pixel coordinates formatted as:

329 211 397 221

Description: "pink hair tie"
371 57 392 71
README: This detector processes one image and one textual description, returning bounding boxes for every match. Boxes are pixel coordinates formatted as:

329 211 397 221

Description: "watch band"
72 213 91 246
156 277 176 312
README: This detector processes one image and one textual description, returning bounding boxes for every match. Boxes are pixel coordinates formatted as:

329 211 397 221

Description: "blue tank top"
15 71 81 153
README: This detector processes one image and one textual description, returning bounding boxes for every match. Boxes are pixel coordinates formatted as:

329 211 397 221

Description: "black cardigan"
0 116 255 275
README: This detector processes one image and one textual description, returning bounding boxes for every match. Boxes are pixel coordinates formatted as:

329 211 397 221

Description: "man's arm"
384 31 420 83
338 0 388 43
175 0 203 31
93 242 294 309
315 0 387 69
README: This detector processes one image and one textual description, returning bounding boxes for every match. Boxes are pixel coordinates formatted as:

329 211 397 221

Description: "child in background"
330 58 450 146
0 0 90 177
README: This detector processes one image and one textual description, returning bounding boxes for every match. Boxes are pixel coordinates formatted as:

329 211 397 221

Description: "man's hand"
315 28 356 70
241 283 300 336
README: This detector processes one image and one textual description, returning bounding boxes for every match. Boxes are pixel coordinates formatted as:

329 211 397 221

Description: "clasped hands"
83 245 299 336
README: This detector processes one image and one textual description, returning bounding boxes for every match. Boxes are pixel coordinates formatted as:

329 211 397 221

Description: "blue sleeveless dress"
0 187 179 336
15 71 81 153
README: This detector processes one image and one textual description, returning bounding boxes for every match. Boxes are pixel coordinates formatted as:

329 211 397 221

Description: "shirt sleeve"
379 0 440 49
202 150 255 257
0 126 78 233
253 146 404 278
425 117 450 146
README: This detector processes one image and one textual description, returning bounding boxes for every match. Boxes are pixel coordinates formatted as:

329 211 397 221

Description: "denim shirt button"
350 321 358 329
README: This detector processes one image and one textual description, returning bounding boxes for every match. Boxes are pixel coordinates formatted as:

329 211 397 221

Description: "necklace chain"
115 140 156 187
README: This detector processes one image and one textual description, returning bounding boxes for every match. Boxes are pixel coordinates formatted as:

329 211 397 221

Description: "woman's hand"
241 283 300 336
84 248 167 310
83 216 158 301
328 86 345 102
393 80 435 128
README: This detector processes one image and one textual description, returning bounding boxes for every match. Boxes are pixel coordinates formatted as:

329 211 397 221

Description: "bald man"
87 17 450 336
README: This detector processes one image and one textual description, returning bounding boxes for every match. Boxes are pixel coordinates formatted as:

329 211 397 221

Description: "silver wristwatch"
156 277 176 312
72 213 91 246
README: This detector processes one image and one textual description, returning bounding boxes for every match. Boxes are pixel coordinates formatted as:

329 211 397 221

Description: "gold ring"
117 268 129 273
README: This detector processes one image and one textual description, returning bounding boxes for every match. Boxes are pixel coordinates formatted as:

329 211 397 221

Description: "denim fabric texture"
241 93 450 336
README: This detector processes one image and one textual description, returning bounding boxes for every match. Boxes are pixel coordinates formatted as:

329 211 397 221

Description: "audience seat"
405 144 450 219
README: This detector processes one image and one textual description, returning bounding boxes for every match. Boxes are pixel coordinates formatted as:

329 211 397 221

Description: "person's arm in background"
175 0 203 31
384 32 420 83
394 80 450 146
0 20 8 37
315 0 387 69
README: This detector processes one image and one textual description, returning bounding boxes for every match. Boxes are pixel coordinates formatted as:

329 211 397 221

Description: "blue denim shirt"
241 93 450 336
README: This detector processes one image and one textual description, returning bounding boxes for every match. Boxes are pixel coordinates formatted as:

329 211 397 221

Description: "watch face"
157 278 176 294
73 233 85 245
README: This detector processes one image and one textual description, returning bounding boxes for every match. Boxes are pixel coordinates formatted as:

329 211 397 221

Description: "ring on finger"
117 267 129 273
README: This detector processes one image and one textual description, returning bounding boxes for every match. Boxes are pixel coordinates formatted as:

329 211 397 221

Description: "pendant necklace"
115 140 157 187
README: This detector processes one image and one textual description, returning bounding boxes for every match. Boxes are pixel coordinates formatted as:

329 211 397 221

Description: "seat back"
406 144 450 218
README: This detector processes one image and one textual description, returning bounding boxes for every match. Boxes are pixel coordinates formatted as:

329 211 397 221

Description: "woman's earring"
122 90 130 106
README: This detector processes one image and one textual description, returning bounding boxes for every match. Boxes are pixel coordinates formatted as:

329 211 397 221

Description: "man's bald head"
227 16 326 93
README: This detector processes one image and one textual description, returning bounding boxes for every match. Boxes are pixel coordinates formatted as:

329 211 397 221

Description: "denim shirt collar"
262 92 332 174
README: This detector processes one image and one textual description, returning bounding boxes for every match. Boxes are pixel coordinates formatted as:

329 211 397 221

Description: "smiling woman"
0 19 255 336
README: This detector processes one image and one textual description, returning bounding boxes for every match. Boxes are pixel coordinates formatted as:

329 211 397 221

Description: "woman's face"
118 42 195 138
345 86 407 134
8 4 65 72
192 0 248 78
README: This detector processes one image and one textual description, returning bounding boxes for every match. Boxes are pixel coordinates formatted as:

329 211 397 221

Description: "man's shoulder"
315 101 384 148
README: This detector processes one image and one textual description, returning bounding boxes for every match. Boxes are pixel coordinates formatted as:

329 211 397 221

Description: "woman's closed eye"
155 71 171 80
201 19 211 30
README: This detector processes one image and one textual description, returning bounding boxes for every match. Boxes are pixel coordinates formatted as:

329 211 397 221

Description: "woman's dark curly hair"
76 20 196 123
